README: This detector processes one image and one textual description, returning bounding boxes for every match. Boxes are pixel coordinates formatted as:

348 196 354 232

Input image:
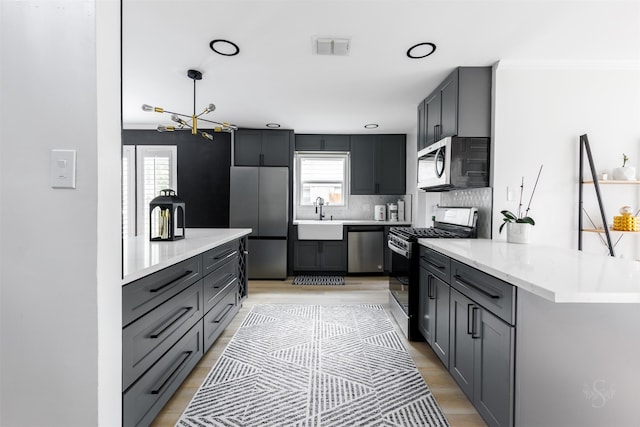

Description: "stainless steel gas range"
387 207 478 340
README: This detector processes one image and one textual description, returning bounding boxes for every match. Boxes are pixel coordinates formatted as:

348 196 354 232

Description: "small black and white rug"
292 275 345 286
176 304 449 426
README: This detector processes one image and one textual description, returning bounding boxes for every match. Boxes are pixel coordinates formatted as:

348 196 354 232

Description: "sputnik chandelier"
142 69 237 140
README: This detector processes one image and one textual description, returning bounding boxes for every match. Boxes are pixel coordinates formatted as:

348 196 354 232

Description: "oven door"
388 245 411 315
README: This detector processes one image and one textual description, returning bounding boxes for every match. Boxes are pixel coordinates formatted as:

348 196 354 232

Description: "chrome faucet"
315 196 325 220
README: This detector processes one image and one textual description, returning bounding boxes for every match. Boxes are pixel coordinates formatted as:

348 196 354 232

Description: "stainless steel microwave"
417 136 490 191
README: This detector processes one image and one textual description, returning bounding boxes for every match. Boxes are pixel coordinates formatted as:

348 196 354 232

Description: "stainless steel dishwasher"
347 226 384 273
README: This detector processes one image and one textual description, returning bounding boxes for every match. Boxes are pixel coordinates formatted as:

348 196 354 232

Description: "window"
296 153 349 206
121 145 177 238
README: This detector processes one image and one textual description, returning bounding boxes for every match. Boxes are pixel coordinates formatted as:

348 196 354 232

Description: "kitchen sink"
296 220 344 240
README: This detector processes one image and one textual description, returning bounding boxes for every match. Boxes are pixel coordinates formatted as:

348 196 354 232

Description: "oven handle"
387 240 409 258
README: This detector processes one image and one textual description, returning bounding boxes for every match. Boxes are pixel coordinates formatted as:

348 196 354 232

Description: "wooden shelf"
582 180 640 184
582 228 640 234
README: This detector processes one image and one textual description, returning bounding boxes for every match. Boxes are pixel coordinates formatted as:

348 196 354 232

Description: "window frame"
122 145 136 238
295 151 350 208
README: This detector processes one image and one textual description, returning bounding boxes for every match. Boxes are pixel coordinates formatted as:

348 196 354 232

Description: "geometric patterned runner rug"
176 304 450 426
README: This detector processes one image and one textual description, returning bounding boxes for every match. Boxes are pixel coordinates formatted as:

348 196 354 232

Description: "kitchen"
2 1 640 427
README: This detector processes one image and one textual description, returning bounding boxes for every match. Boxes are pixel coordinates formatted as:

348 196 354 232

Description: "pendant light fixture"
142 69 237 140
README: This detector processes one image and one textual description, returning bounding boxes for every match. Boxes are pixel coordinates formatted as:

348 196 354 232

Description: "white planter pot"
507 222 532 244
612 166 636 181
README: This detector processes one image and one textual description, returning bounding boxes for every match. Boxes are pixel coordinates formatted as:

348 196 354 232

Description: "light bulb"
157 125 175 132
205 103 216 113
142 104 154 112
201 132 214 140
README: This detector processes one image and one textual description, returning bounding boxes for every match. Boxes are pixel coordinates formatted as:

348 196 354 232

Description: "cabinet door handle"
422 257 445 270
212 249 238 261
428 276 436 300
213 303 234 324
259 153 264 166
454 274 500 299
150 351 192 395
150 306 194 339
149 270 193 293
467 304 474 335
471 306 481 339
212 274 235 290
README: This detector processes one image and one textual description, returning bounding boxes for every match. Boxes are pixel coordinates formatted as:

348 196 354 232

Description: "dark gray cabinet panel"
122 256 202 327
351 134 406 195
203 258 238 312
234 129 291 167
431 275 450 366
417 67 491 151
418 266 434 343
122 280 204 390
293 239 347 272
203 282 239 351
203 240 238 276
123 321 203 427
449 288 475 400
295 134 350 151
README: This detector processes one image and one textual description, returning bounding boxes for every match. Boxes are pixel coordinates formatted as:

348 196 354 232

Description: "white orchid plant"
499 165 543 234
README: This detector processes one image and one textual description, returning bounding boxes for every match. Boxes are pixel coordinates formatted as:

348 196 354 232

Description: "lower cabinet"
449 288 514 427
293 240 347 272
418 265 450 368
122 237 247 427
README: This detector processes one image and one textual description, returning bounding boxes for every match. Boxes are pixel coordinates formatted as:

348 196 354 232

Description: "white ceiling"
123 0 640 134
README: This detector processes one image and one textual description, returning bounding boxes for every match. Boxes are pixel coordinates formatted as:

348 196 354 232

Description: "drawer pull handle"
471 306 480 339
428 276 436 300
423 258 445 270
150 307 193 339
150 351 192 395
149 270 193 293
467 304 475 335
454 275 500 299
213 304 234 324
213 274 236 290
213 250 237 262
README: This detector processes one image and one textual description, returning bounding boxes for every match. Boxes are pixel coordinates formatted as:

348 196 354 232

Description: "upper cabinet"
417 67 492 151
295 134 350 151
234 129 292 167
351 134 406 195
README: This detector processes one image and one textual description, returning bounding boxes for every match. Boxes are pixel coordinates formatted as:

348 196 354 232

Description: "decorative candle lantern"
149 189 185 241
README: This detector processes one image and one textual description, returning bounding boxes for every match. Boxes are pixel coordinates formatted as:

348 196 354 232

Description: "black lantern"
149 189 185 241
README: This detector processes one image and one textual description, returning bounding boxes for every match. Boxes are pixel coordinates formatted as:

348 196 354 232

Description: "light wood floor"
150 277 487 427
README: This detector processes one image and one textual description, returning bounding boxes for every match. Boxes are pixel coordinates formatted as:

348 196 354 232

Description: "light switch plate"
50 149 76 189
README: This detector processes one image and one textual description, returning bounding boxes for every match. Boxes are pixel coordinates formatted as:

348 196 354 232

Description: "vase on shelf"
612 166 636 181
507 222 532 244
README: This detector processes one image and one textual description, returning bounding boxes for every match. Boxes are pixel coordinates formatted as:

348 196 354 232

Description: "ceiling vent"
314 38 350 56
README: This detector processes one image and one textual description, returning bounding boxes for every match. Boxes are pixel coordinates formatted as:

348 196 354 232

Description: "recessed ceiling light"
364 124 379 129
266 123 281 128
209 39 240 56
406 42 436 59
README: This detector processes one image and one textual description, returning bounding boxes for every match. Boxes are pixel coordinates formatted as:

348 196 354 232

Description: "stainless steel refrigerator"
229 167 288 279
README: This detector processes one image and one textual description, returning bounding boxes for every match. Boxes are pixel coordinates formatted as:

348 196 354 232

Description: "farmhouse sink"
296 220 344 240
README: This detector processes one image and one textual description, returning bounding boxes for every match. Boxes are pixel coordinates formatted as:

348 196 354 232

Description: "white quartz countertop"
123 228 252 285
418 239 640 304
293 219 411 226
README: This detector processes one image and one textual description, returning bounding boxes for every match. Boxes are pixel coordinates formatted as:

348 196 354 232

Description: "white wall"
0 1 122 426
492 61 640 259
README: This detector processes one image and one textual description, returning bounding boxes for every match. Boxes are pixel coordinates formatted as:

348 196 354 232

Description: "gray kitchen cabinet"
448 259 515 427
295 134 350 151
350 134 406 195
417 67 491 151
293 239 347 272
122 237 247 427
418 246 451 368
234 128 291 166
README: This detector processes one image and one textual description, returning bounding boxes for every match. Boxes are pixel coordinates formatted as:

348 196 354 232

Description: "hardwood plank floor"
150 277 486 427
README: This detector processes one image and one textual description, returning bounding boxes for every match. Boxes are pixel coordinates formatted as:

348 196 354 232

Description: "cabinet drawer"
204 257 238 312
123 255 202 327
203 240 238 276
451 260 516 325
123 321 203 427
419 246 451 283
203 283 239 351
123 281 204 390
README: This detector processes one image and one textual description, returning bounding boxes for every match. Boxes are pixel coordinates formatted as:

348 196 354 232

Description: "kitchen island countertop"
419 238 640 303
123 228 252 285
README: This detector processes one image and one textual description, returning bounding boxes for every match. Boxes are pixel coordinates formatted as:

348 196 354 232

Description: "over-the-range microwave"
417 136 490 191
